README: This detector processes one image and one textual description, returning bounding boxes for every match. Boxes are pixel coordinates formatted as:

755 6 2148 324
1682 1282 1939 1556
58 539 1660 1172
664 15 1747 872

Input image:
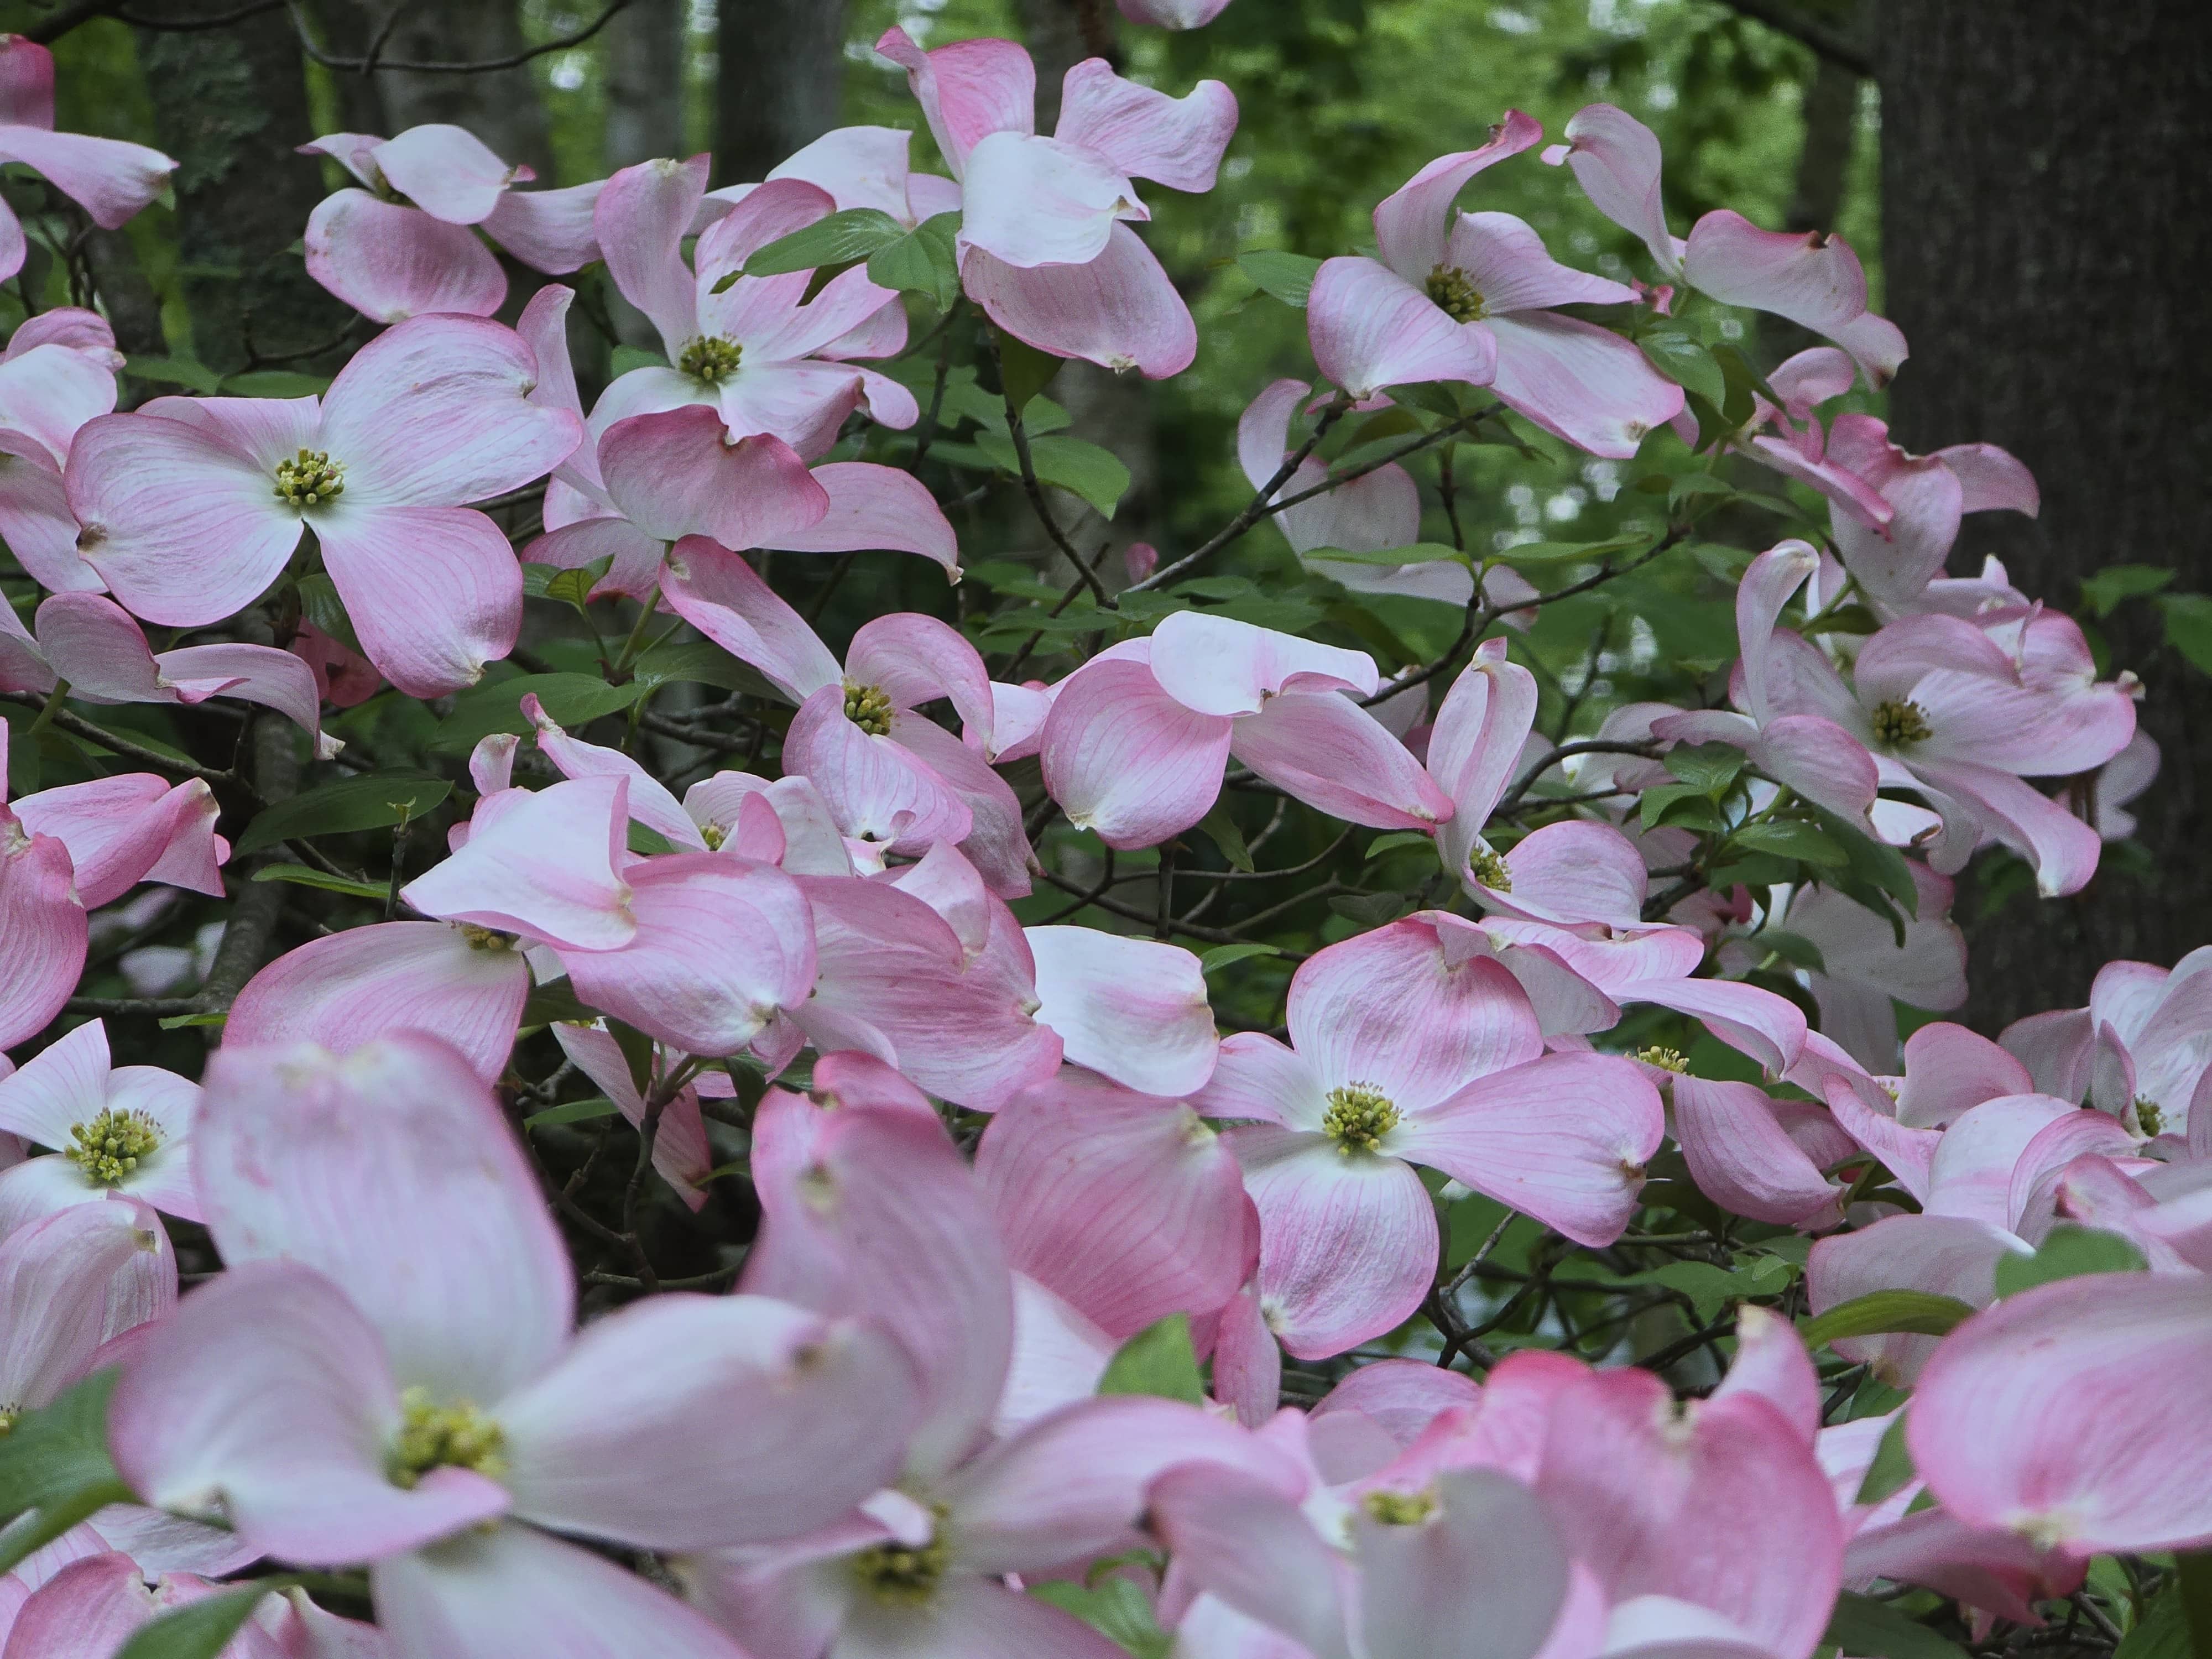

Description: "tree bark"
354 0 555 179
1875 0 2212 1025
714 0 845 187
605 0 687 171
132 4 349 375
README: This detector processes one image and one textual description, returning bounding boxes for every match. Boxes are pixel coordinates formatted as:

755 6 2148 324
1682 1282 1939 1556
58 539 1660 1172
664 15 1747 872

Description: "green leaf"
973 432 1131 519
431 674 647 754
2158 592 2212 674
1756 928 1830 974
116 1584 279 1659
610 344 668 378
1029 1578 1172 1659
529 560 613 612
632 638 766 696
233 771 452 857
1808 806 1922 919
1097 1313 1205 1405
1639 781 1720 832
2116 1583 2194 1659
124 354 220 394
1488 533 1647 566
0 1370 133 1573
221 369 331 398
1364 830 1435 860
294 573 362 654
2079 563 2176 618
744 208 910 276
158 1012 227 1030
524 1097 620 1129
1236 249 1323 307
1662 741 1745 797
2176 1550 2212 1658
1198 943 1283 974
1992 1223 2148 1297
1194 801 1254 872
1800 1290 1976 1349
1303 541 1470 568
1854 1412 1917 1506
865 211 961 311
1822 1589 1970 1659
998 333 1066 414
249 864 391 901
1728 819 1847 867
1638 331 1727 409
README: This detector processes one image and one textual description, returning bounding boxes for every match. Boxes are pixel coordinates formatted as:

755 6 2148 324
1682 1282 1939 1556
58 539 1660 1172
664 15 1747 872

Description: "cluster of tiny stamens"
1870 698 1932 747
272 448 345 508
680 335 745 383
843 681 895 737
1634 1046 1691 1074
458 924 515 952
1361 1488 1437 1526
1322 1083 1400 1156
388 1387 507 1490
66 1108 161 1186
1425 264 1488 322
700 823 728 851
0 1405 19 1436
2134 1097 2164 1138
1468 844 1512 890
852 1519 950 1605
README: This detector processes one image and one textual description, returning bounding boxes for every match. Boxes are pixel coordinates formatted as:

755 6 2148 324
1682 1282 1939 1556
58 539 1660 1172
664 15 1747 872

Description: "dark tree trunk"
606 0 687 171
132 4 349 375
714 0 846 187
1874 0 2212 1025
358 0 555 180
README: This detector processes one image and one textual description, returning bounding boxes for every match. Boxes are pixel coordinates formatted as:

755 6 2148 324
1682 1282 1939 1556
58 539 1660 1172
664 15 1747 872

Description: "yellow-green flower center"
458 924 515 952
272 448 346 509
1469 844 1512 891
1362 1487 1437 1526
680 335 745 384
852 1523 950 1605
1635 1046 1690 1074
2135 1096 2164 1138
844 680 895 738
0 1405 19 1436
66 1108 161 1186
389 1387 506 1490
1870 698 1932 747
1322 1084 1399 1155
700 822 727 851
1425 264 1487 323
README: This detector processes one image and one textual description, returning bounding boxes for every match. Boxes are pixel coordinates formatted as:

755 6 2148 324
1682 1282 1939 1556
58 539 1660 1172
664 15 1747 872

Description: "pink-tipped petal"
0 821 84 1049
315 504 520 698
1040 656 1233 848
481 180 605 273
1371 113 1546 280
658 536 843 702
303 191 507 324
1682 211 1869 340
1485 310 1682 459
960 222 1197 378
401 775 635 950
1670 1073 1840 1227
1308 256 1493 399
1229 690 1454 831
1543 103 1682 278
370 124 517 224
770 461 960 576
593 155 710 355
1055 59 1239 191
874 27 1034 178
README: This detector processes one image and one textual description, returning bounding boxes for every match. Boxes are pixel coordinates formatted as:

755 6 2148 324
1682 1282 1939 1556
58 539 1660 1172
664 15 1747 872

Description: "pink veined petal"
593 154 711 356
317 313 583 508
0 127 173 229
768 461 961 576
979 1073 1250 1338
0 1201 161 1412
1542 103 1683 279
1903 755 2103 898
2001 1005 2096 1103
66 413 300 628
765 124 918 220
1824 307 1910 388
1910 1272 2212 1554
524 693 703 849
1055 59 1238 192
0 340 116 466
1621 974 1809 1076
1354 1467 1574 1659
1820 1069 1940 1205
1710 1304 1822 1446
153 641 335 757
1312 1358 1483 1449
401 774 635 951
959 222 1197 378
1829 454 1964 615
1893 1020 2031 1130
0 434 92 597
880 716 1033 897
1807 1212 2023 1386
784 689 973 851
1484 310 1683 459
302 191 507 324
373 1521 751 1659
846 612 995 740
710 357 874 461
223 921 530 1084
1039 656 1234 848
1933 441 2039 516
480 180 605 273
690 179 838 321
1683 210 1869 339
1235 377 1308 493
497 1293 917 1551
0 40 55 131
298 131 383 186
1308 256 1494 400
958 131 1143 269
12 774 222 909
658 536 843 702
1232 1124 1438 1359
1151 1464 1357 1659
1490 819 1648 930
133 391 320 473
194 1034 572 1407
368 123 518 224
108 1261 510 1567
1192 1030 1332 1131
1922 1092 2076 1228
0 1015 108 1149
546 1022 718 1208
557 854 815 1057
1371 112 1546 281
1670 1073 1841 1227
1447 211 1640 313
0 821 84 1049
523 517 665 603
0 1552 179 1659
30 590 163 701
1229 690 1454 831
1399 1052 1664 1246
1023 927 1218 1096
1728 540 1821 723
998 1272 1114 1435
315 503 520 698
1428 639 1539 876
1152 609 1380 714
874 27 1035 179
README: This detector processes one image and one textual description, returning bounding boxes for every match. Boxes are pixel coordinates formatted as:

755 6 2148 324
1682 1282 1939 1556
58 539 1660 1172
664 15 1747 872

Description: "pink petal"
1308 256 1493 399
658 536 843 702
1820 1069 1940 1205
593 155 710 356
0 339 116 466
153 641 335 758
1232 1124 1437 1359
0 1200 163 1412
1116 0 1239 22
960 222 1197 378
1682 210 1869 338
109 1260 509 1566
0 821 84 1049
1542 103 1682 278
874 27 1034 178
879 716 1034 896
66 412 299 627
1484 311 1683 459
316 504 520 697
1312 1358 1482 1447
1371 113 1546 280
959 131 1142 268
0 39 54 129
225 921 529 1084
1806 1212 2022 1385
1026 927 1217 1094
1910 1272 2212 1554
1150 1462 1359 1659
369 123 517 223
1448 210 1639 312
1829 454 1963 615
0 127 173 229
0 1017 110 1159
194 1034 574 1403
0 1552 173 1659
12 773 223 909
1229 690 1454 831
30 589 163 701
979 1073 1250 1337
1923 1092 2077 1228
1491 820 1648 930
1670 1073 1840 1227
1400 1052 1663 1246
1624 975 1807 1076
1040 655 1233 848
784 689 974 850
523 516 664 603
770 461 959 576
1428 638 1540 877
764 125 918 219
1192 1030 1331 1130
1354 1468 1573 1659
403 775 635 950
0 435 92 597
1893 1021 2030 1129
1055 59 1237 191
303 191 506 324
846 611 994 739
1825 308 1909 386
1710 1304 1820 1444
1905 756 2102 898
1153 610 1379 714
481 180 605 273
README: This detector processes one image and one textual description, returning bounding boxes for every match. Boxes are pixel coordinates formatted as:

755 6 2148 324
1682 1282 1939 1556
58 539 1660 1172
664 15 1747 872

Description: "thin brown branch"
1708 0 1873 77
286 0 632 72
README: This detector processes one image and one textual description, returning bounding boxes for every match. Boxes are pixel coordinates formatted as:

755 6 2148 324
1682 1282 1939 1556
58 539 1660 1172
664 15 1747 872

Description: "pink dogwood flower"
301 124 603 322
1542 102 1907 385
0 1195 173 1425
0 1551 387 1658
109 1035 924 1659
2000 948 2212 1141
876 26 1237 378
1192 914 1663 1358
0 306 125 594
0 1020 199 1235
66 314 582 696
1306 119 1685 456
0 40 174 283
